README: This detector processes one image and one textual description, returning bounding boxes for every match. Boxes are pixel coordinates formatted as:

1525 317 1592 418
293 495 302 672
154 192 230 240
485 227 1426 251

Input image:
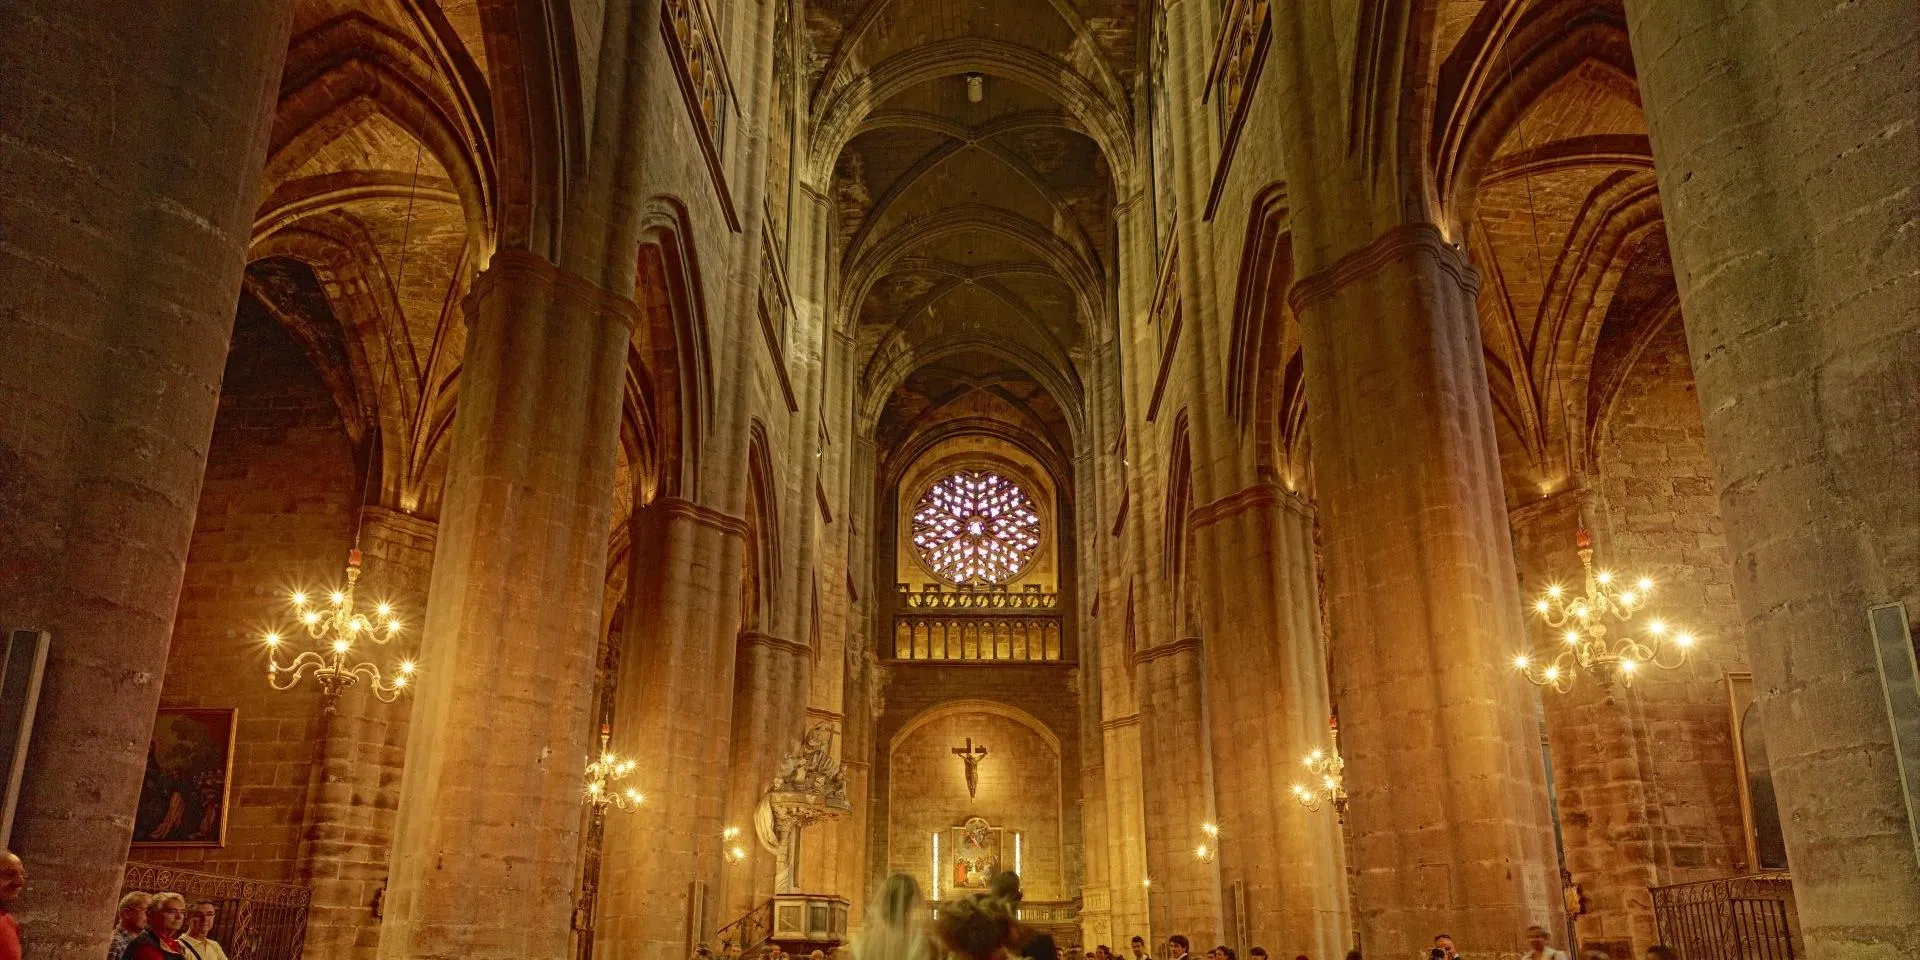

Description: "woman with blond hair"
853 874 936 960
122 892 188 960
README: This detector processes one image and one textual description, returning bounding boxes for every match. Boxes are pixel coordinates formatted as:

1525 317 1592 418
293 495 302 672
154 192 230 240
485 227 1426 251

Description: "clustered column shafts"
377 252 636 960
0 2 295 955
1134 641 1222 948
299 508 439 960
1622 0 1920 953
1292 229 1562 953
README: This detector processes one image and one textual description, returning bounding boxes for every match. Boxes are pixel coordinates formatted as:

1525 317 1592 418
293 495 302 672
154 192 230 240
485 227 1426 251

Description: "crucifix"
952 738 989 798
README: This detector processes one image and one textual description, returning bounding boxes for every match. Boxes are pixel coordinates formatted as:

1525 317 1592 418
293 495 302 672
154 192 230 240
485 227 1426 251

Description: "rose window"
911 470 1043 585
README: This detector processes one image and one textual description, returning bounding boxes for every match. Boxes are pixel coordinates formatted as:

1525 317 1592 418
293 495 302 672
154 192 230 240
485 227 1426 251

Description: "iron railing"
1650 871 1800 960
121 863 309 960
715 899 773 954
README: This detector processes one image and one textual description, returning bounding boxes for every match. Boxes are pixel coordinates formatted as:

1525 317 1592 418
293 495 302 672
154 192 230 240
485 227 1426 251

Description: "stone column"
377 251 635 960
1191 490 1349 957
596 500 746 960
0 3 293 956
1621 1 1920 953
1134 640 1221 947
299 507 438 960
720 632 813 917
1291 228 1560 954
1508 488 1662 954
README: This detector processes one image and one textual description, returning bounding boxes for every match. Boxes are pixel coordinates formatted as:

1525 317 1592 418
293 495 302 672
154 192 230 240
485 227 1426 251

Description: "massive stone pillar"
1621 1 1920 953
597 500 746 960
720 632 813 916
1134 641 1221 948
1291 229 1561 954
300 508 438 960
1191 491 1349 957
378 251 634 960
0 3 293 956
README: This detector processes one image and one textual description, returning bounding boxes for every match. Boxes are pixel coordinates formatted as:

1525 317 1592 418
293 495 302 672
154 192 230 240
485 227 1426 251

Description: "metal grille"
122 863 309 960
1651 872 1800 960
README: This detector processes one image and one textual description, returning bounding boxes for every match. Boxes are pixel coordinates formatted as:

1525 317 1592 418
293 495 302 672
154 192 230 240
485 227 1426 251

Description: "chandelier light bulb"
1597 571 1612 584
1647 620 1666 635
264 632 280 647
376 602 392 617
1676 633 1694 648
330 591 346 606
291 592 307 606
331 639 350 654
1512 654 1530 669
303 611 321 625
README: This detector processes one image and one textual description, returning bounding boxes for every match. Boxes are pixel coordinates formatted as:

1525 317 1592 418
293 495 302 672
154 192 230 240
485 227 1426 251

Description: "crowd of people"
0 848 1684 960
0 850 231 960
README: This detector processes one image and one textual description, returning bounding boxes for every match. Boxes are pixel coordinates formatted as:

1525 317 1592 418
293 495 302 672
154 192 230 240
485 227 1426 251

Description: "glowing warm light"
911 470 1042 585
583 725 643 815
399 660 415 674
266 552 415 705
1517 530 1697 695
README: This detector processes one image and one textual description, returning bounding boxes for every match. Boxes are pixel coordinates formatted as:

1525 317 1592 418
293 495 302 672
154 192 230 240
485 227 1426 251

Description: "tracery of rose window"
910 470 1043 586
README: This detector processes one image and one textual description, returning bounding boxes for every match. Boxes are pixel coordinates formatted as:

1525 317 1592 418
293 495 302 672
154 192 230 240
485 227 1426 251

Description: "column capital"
1288 223 1479 316
647 495 751 540
469 249 640 335
1191 480 1314 529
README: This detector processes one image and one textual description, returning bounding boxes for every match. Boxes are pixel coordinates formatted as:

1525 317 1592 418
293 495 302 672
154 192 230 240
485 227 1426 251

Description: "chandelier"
265 548 413 708
1513 528 1694 693
723 826 748 864
1194 821 1219 863
1291 718 1348 824
583 724 645 813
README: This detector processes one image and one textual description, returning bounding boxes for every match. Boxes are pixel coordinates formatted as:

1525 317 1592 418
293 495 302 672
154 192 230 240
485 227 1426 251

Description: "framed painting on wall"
1725 672 1789 871
132 707 237 847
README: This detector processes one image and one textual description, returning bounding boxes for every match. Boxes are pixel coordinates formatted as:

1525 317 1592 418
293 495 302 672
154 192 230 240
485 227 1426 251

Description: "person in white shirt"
1522 926 1569 960
179 902 229 960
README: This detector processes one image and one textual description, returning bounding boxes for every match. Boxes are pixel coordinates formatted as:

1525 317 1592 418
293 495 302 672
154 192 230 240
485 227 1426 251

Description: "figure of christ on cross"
952 738 989 798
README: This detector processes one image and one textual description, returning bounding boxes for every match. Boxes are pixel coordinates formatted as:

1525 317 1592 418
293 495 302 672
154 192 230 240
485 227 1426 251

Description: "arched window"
910 470 1043 586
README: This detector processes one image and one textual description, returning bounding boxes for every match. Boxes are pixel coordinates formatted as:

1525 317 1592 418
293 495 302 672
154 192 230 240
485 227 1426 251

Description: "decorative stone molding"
1287 223 1480 316
1191 480 1314 529
468 248 640 334
1131 635 1202 666
740 630 813 658
651 495 751 540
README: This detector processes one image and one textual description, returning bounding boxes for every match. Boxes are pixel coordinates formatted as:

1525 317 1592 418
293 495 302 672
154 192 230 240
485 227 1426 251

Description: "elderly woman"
122 892 188 960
